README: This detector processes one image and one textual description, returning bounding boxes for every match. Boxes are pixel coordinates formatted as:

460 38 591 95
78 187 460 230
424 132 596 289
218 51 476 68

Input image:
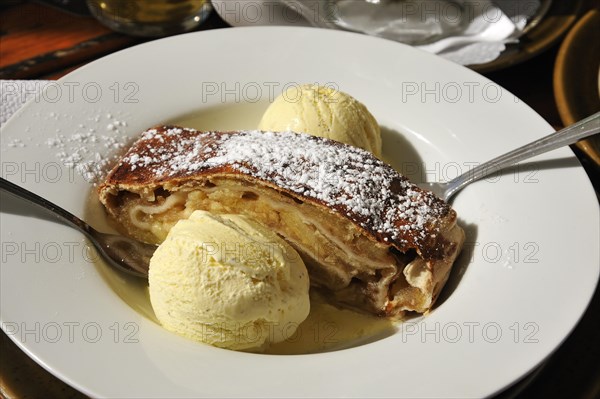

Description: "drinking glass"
87 0 212 37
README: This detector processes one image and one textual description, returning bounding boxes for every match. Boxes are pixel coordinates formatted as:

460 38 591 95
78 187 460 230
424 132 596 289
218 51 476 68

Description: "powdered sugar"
115 127 451 247
6 138 26 148
42 113 132 183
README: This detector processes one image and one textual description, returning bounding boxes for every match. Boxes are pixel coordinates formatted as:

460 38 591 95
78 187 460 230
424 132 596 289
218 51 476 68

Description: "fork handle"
446 112 600 199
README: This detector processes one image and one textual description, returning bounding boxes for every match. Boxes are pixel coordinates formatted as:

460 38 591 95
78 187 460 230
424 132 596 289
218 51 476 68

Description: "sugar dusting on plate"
2 111 132 184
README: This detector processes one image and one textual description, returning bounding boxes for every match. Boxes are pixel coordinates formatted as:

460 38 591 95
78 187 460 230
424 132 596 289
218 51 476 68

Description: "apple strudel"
98 126 465 317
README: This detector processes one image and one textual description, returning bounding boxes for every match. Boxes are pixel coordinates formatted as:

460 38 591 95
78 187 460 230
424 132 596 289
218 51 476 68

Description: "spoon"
0 177 154 277
420 112 600 201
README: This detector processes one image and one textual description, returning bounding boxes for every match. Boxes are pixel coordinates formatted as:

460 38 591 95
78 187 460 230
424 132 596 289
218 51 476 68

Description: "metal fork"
419 112 600 201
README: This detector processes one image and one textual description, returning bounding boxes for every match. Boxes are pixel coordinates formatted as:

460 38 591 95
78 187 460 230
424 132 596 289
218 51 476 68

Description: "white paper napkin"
434 0 541 65
1 80 50 126
211 0 540 66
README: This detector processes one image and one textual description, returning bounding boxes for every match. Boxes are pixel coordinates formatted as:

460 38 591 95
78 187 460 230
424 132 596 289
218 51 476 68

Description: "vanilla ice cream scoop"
148 210 310 351
258 84 382 157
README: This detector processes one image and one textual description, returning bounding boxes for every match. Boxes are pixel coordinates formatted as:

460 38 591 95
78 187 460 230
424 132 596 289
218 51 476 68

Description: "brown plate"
554 9 600 166
471 0 585 73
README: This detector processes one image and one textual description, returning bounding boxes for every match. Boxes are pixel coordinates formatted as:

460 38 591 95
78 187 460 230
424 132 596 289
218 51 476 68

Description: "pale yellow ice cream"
258 84 382 157
148 210 310 351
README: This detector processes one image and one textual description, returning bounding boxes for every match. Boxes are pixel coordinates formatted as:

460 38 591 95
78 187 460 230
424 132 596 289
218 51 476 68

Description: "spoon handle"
446 112 600 199
0 177 91 235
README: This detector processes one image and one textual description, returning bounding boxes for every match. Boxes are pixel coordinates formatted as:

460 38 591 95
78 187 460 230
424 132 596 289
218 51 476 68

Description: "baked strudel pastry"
98 126 465 317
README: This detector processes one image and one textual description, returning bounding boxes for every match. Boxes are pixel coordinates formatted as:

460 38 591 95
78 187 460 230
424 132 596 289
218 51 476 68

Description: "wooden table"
1 2 599 398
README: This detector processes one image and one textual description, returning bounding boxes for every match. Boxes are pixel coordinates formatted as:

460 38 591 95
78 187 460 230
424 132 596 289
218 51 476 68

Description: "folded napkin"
431 0 541 65
211 0 540 66
1 80 50 125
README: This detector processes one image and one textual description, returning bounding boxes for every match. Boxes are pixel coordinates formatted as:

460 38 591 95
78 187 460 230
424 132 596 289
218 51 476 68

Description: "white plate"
1 27 598 398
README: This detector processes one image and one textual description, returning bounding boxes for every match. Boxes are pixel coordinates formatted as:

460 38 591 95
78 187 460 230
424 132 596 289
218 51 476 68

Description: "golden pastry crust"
98 126 464 317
